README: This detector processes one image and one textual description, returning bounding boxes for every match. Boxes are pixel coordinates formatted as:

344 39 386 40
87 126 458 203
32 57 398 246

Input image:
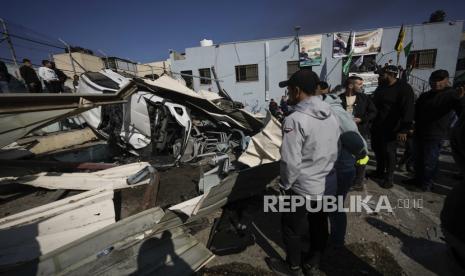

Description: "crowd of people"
0 59 75 93
269 66 465 275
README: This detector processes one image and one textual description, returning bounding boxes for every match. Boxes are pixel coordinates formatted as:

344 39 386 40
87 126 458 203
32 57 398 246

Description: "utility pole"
59 38 77 77
295 26 301 67
211 66 232 100
0 18 20 78
150 65 155 80
98 49 109 70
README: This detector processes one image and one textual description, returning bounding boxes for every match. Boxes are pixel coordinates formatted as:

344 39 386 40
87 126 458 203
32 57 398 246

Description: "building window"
199 68 212 84
407 49 437 69
181 70 194 89
287 61 299 79
235 64 258 82
456 58 465 71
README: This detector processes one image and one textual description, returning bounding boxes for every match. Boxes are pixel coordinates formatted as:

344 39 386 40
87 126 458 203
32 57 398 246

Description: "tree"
429 10 446 23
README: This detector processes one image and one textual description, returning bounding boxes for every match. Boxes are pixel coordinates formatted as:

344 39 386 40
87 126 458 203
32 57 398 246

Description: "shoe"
452 173 464 181
302 252 322 276
380 178 393 189
265 257 303 276
302 264 321 276
406 184 430 192
402 178 418 186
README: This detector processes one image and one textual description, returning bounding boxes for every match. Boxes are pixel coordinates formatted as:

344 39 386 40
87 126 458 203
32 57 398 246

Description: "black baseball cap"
380 65 398 75
429 69 449 82
279 69 319 93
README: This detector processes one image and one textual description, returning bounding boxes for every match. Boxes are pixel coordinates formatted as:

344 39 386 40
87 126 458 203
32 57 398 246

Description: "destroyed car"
78 69 266 166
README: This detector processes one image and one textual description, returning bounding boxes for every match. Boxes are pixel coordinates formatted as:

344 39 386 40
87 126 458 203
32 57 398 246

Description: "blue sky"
1 0 464 63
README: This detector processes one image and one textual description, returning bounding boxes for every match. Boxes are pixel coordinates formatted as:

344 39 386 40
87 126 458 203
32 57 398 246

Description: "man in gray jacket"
273 69 340 275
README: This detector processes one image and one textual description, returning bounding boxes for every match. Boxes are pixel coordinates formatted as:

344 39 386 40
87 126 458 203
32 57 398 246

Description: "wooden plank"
17 128 98 155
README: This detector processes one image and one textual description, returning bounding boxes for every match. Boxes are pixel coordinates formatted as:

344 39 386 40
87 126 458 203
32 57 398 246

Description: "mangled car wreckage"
78 69 267 166
0 69 283 274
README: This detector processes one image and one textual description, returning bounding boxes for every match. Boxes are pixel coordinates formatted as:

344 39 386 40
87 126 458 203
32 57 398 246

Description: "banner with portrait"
353 28 383 55
332 32 351 57
299 35 322 67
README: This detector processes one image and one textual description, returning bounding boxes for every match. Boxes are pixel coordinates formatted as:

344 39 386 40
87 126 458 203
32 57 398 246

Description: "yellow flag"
395 24 405 52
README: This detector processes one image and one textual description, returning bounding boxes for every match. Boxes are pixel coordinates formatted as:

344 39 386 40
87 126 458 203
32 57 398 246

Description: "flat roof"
184 20 464 49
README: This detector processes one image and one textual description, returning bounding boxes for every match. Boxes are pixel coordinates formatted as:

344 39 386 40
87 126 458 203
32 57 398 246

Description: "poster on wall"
353 28 383 55
332 32 352 57
299 35 322 67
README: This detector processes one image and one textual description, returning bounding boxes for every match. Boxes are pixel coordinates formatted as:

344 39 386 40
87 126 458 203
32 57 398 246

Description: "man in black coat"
19 58 42 93
406 70 463 191
340 75 377 190
51 62 68 92
370 66 415 189
438 81 465 267
0 60 10 93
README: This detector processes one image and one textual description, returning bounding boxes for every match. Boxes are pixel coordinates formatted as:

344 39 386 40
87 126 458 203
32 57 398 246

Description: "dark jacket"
371 80 415 138
440 96 465 254
415 88 463 140
0 61 10 82
53 68 68 83
20 65 40 84
340 91 377 136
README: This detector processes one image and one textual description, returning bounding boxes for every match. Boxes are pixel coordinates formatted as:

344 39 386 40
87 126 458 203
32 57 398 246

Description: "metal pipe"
0 18 20 78
98 49 109 70
59 38 77 77
172 71 224 82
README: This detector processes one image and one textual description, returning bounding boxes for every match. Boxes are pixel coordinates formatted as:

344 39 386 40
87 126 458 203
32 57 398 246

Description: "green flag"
403 41 413 57
342 50 353 75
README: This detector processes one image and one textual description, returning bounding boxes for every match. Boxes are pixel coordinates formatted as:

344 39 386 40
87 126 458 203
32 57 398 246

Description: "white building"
170 21 464 113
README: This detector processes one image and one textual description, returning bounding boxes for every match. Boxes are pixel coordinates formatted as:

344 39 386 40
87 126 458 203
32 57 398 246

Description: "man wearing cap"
406 70 463 191
268 69 340 275
370 65 415 188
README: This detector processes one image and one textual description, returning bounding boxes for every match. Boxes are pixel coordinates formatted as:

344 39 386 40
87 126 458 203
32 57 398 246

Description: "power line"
0 56 79 75
0 31 65 50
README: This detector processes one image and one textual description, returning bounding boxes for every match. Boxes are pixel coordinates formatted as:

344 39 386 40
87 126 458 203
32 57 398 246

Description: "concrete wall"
53 52 104 78
136 60 171 78
171 21 464 113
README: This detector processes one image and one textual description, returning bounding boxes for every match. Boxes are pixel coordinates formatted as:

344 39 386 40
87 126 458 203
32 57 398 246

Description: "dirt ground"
1 145 464 275
192 149 465 276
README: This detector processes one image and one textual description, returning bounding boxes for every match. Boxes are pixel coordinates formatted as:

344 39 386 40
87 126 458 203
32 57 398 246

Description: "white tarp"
0 189 115 265
0 162 153 190
238 115 282 167
198 90 223 101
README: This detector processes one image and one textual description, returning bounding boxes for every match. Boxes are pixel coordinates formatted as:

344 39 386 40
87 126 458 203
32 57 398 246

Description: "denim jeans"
0 81 9 93
414 138 443 188
329 169 356 246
